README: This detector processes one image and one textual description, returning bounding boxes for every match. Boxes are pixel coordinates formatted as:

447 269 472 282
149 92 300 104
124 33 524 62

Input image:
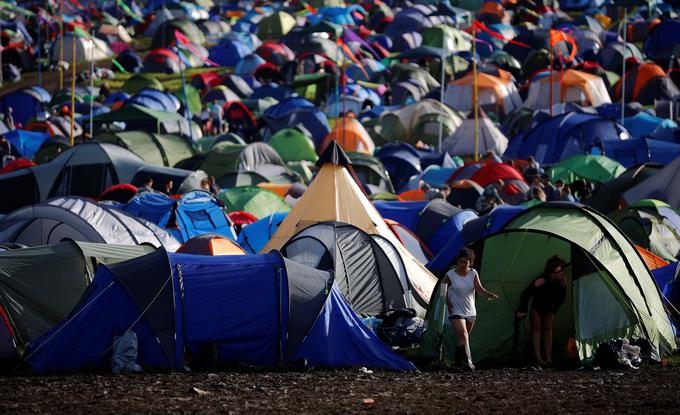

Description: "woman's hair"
544 255 566 275
456 248 476 264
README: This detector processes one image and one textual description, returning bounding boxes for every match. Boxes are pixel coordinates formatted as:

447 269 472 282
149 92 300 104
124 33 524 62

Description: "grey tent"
0 240 155 359
281 221 426 316
624 156 680 210
0 142 204 213
0 196 180 251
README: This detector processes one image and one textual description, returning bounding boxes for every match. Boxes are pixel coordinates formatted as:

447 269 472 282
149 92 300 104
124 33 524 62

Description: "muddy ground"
0 365 678 414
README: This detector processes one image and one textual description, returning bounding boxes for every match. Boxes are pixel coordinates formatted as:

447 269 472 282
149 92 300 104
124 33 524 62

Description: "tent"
142 48 182 74
444 71 522 117
0 142 200 213
150 18 205 49
609 200 680 261
0 240 154 358
262 142 438 313
281 221 423 316
374 99 463 147
524 69 612 110
505 112 631 165
549 154 626 184
347 152 395 195
614 62 680 105
219 186 291 219
50 34 113 63
643 19 680 60
588 163 663 214
262 97 330 147
26 250 415 372
0 196 180 251
122 73 165 95
3 130 50 160
441 109 509 157
208 39 252 68
123 190 237 243
624 155 680 211
237 212 287 255
421 203 676 364
320 116 375 155
97 131 195 167
256 11 297 40
0 86 49 126
268 128 318 163
176 234 246 256
92 104 192 138
376 143 422 193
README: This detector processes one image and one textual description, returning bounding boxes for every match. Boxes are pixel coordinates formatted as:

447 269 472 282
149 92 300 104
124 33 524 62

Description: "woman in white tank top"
443 248 498 370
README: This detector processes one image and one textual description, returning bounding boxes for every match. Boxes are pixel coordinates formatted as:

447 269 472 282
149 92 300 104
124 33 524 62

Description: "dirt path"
1 366 678 414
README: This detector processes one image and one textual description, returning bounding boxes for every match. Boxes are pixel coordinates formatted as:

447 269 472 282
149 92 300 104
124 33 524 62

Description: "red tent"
470 162 525 187
0 158 36 174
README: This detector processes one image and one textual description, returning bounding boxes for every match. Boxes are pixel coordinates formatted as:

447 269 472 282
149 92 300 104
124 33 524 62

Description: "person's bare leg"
542 313 555 364
466 319 475 335
451 318 468 346
531 310 545 364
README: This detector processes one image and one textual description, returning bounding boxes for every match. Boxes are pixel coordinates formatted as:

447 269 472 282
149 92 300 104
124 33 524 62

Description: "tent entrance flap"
471 231 574 363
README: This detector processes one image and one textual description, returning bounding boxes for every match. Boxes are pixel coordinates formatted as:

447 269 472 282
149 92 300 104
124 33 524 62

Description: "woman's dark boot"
454 346 465 369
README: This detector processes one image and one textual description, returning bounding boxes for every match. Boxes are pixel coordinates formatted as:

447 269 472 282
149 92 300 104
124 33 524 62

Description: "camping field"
1 365 679 413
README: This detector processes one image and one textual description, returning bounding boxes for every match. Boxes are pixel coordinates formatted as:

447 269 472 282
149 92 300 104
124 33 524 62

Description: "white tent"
441 109 509 156
50 34 113 64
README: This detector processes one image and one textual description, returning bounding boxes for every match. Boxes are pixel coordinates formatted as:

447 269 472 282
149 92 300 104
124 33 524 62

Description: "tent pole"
549 49 554 117
70 28 76 146
37 18 42 87
59 0 64 90
473 30 479 161
89 28 94 138
621 7 627 125
438 52 445 152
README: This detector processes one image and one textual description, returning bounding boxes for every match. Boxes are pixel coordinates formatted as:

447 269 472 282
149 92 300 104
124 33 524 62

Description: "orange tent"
319 116 375 155
258 182 292 199
176 234 246 256
399 189 426 201
635 245 669 271
444 71 522 115
525 69 611 109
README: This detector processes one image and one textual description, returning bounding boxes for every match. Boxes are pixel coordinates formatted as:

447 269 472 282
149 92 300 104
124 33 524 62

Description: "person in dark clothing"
516 255 568 366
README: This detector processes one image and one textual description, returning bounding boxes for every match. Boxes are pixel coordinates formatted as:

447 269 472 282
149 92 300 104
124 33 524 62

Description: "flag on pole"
549 29 577 62
174 29 219 67
115 0 144 22
302 2 318 14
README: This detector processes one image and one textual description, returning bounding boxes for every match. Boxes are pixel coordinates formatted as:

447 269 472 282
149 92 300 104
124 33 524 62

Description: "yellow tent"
261 142 437 310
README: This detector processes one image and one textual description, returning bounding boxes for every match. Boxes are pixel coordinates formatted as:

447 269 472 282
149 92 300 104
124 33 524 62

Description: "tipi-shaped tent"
261 142 437 309
441 108 509 157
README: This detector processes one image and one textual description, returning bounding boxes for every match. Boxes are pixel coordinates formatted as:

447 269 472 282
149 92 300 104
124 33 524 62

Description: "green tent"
269 128 318 163
200 141 247 178
195 133 246 154
421 204 676 365
219 186 291 219
256 11 296 40
151 18 206 49
348 152 395 194
308 0 345 8
0 241 155 355
97 131 195 167
92 104 189 136
174 84 202 115
608 200 680 261
421 25 471 52
550 154 626 185
122 73 164 95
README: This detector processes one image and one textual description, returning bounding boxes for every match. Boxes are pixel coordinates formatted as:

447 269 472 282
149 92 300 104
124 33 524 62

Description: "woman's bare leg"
531 310 545 364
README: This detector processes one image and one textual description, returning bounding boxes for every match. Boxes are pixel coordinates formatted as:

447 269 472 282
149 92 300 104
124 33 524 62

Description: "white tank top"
446 268 478 317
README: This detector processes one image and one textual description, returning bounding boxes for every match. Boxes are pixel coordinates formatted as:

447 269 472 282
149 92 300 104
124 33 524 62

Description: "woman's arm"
474 271 498 298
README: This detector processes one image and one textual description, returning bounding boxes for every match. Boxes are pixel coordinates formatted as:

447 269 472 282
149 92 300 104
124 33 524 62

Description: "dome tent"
422 203 676 365
0 196 180 251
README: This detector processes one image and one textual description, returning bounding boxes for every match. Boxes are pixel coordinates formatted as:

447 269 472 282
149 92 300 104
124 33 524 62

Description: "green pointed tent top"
200 141 247 178
256 11 297 40
123 73 164 95
549 154 626 185
219 185 291 219
269 128 318 163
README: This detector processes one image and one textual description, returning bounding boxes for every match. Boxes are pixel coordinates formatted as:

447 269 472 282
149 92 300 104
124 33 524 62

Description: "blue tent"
236 212 288 254
644 19 680 60
376 143 422 193
428 205 527 273
374 201 429 230
250 83 294 102
263 98 330 147
4 130 50 160
27 250 415 373
127 89 181 112
385 7 431 38
601 138 680 167
651 262 680 331
505 112 630 165
235 53 266 75
624 113 679 141
208 39 253 68
0 87 48 126
123 191 236 243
